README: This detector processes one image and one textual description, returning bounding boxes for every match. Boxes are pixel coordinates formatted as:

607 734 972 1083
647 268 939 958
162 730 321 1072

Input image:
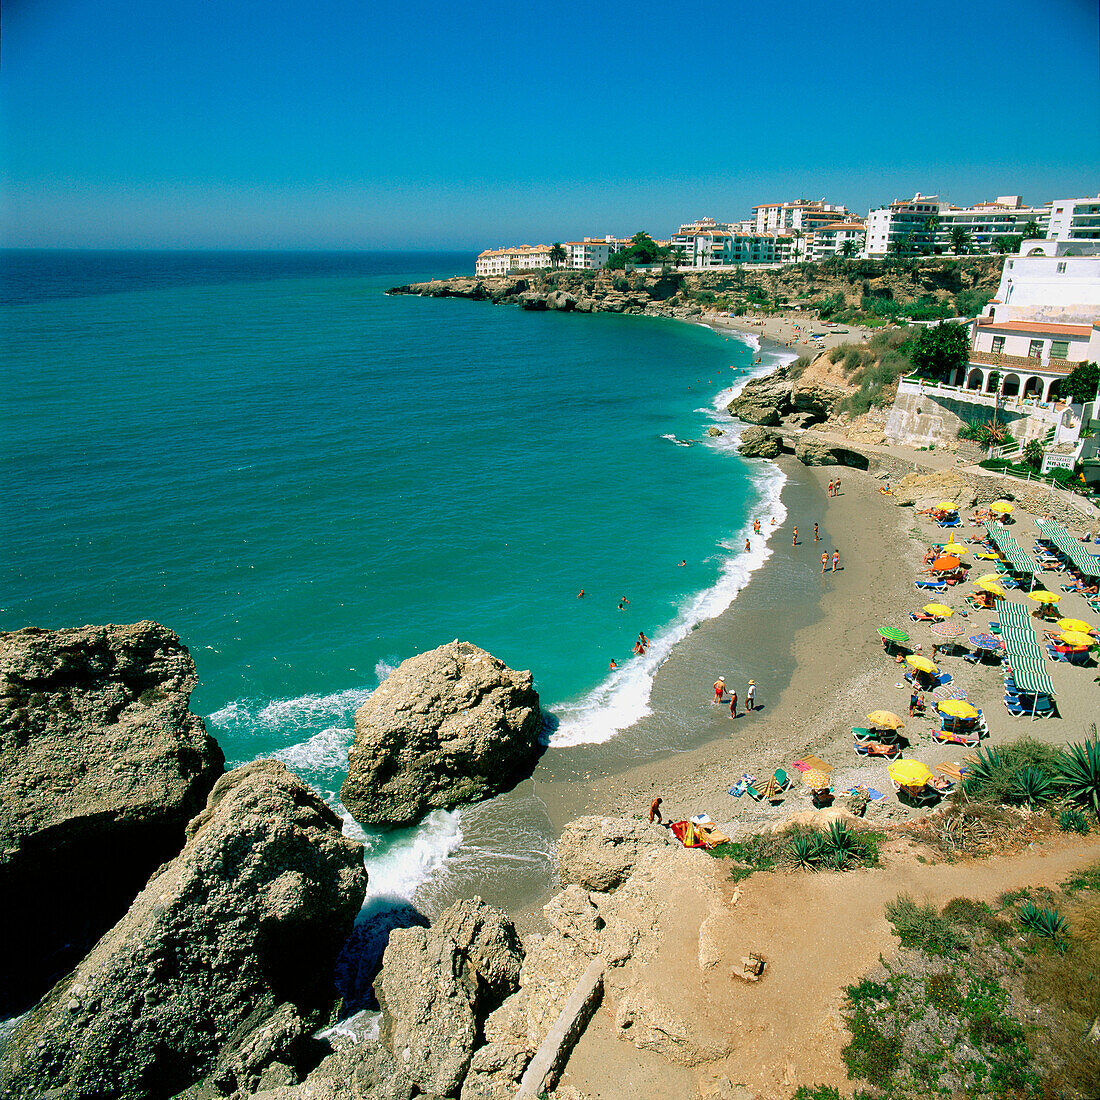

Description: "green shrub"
1019 902 1068 947
1056 734 1100 817
1007 765 1056 809
1059 808 1090 834
841 1007 901 1087
827 345 845 363
885 894 965 956
964 739 1061 805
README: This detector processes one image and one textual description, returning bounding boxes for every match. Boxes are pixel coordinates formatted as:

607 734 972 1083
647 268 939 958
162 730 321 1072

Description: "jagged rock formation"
340 641 542 829
736 426 783 459
0 621 225 1015
374 897 525 1098
556 815 676 892
0 761 367 1100
793 435 870 468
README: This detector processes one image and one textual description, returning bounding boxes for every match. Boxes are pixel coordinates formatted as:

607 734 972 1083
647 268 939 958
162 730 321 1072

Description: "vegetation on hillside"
605 232 679 270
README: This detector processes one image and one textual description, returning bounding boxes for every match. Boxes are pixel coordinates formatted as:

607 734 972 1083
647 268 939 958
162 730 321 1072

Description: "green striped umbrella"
878 626 910 643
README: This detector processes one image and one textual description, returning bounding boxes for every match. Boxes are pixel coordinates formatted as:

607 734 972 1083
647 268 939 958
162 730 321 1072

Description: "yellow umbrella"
937 501 959 511
1058 617 1094 635
1060 630 1095 647
937 699 979 720
802 769 831 790
905 655 938 674
866 710 906 729
1027 590 1059 604
976 573 1007 585
990 501 1014 514
942 541 969 556
888 759 934 788
923 603 953 617
977 580 1006 597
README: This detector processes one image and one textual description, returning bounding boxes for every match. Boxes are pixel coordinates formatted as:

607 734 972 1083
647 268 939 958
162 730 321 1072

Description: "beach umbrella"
888 759 934 788
990 501 1014 514
866 710 905 729
931 555 962 572
1060 630 1095 647
930 620 965 639
905 655 938 674
976 573 1007 585
878 626 910 643
923 603 953 617
970 634 1002 651
977 580 1006 596
802 769 831 791
932 684 968 702
938 501 959 512
1027 590 1059 604
942 541 969 556
937 699 979 720
1057 618 1094 635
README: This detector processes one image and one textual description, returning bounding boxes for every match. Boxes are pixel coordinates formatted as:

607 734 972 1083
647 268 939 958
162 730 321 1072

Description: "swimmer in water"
577 590 584 598
745 539 751 551
678 560 686 567
609 658 618 670
771 516 777 525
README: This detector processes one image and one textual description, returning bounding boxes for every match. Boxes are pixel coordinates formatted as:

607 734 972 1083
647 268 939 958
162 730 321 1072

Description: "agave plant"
1019 902 1068 946
825 820 856 856
1055 737 1100 818
962 746 1005 795
1007 766 1055 809
1059 808 1090 835
788 832 821 869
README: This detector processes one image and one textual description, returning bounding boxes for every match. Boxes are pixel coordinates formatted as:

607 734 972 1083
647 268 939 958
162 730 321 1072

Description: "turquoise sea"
1 250 787 991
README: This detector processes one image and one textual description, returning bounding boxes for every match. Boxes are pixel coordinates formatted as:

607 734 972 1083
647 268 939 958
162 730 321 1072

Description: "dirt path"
556 833 1100 1100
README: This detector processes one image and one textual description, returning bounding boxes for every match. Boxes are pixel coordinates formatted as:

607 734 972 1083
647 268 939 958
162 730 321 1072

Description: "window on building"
1028 340 1044 359
991 337 1005 354
1057 262 1067 273
1050 340 1069 359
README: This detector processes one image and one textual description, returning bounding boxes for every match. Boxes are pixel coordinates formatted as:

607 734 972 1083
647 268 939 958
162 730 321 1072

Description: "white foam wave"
550 461 787 748
356 808 464 905
207 685 374 734
272 725 352 777
374 659 396 683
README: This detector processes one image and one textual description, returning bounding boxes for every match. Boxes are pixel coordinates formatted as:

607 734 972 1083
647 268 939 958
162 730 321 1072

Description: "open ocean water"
1 250 788 999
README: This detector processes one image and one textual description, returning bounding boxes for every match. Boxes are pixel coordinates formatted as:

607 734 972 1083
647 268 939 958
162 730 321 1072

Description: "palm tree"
1022 219 1041 241
672 245 686 268
548 242 567 268
792 228 804 262
922 214 940 255
949 226 971 255
840 239 857 259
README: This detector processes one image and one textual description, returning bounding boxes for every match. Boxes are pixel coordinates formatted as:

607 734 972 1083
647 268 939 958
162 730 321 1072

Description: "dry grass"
895 798 1054 859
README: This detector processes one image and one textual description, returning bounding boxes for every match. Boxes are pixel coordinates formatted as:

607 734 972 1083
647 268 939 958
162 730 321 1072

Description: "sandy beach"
703 310 878 359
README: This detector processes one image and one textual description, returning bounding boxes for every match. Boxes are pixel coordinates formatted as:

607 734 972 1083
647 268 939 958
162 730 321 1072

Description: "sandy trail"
558 833 1100 1100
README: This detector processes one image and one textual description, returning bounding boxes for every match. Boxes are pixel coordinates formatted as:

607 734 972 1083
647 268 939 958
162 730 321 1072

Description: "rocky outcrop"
556 816 674 892
891 469 979 510
340 641 542 828
790 378 846 420
0 621 224 1015
0 760 367 1100
375 897 525 1098
793 435 871 468
726 367 792 425
736 426 783 459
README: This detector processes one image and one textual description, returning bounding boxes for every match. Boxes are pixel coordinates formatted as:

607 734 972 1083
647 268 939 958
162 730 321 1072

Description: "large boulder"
374 897 524 1098
340 641 541 828
726 367 792 426
0 621 225 1015
736 426 782 459
0 760 367 1100
791 379 846 420
556 816 674 892
793 436 870 469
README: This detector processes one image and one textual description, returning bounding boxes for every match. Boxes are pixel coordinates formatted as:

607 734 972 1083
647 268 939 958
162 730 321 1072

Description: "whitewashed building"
563 238 615 269
808 220 866 261
475 245 554 277
752 199 852 235
1046 195 1100 243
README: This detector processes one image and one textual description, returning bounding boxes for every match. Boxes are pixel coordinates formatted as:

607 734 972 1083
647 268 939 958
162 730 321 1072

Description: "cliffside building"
885 242 1099 452
563 238 615 270
475 245 554 277
809 220 866 261
864 195 1052 258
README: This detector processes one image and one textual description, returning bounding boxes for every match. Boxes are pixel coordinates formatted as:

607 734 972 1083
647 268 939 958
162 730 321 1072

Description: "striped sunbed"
983 522 1040 579
1035 518 1100 579
997 601 1056 697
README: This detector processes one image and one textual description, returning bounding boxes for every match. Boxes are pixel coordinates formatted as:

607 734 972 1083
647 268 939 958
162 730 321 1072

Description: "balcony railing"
969 350 1085 374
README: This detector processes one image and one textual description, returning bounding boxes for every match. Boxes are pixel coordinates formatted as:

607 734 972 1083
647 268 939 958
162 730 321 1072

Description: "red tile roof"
977 320 1095 337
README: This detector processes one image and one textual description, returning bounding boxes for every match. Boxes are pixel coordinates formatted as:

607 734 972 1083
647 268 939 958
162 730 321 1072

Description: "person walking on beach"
792 526 798 546
814 522 819 542
728 688 738 719
832 549 840 572
821 551 829 574
746 680 756 711
827 479 834 497
649 797 664 825
745 539 751 551
834 477 841 496
714 677 725 704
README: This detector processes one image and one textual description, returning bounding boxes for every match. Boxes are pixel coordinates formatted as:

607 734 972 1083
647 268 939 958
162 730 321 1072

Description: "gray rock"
705 426 725 437
727 367 792 425
737 426 782 459
374 897 523 1098
341 641 541 829
517 293 548 311
794 436 870 469
545 290 577 312
556 816 674 892
0 760 367 1100
0 621 224 1015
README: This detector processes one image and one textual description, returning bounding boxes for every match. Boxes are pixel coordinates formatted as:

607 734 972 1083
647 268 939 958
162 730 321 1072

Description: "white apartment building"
864 194 1051 257
808 221 866 261
475 245 554 277
668 228 781 267
1046 195 1100 242
563 238 615 269
752 199 851 234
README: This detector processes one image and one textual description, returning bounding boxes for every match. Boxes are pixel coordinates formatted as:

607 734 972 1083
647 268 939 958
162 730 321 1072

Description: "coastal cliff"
0 622 225 1015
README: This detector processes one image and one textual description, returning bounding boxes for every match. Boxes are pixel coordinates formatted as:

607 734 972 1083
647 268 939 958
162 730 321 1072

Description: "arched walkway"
1023 376 1044 399
1002 373 1021 398
966 368 984 391
985 373 1000 394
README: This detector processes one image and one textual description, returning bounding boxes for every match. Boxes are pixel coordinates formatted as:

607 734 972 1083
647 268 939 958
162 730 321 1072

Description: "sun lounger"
916 580 948 592
854 739 902 758
909 611 938 622
935 729 981 747
936 762 967 783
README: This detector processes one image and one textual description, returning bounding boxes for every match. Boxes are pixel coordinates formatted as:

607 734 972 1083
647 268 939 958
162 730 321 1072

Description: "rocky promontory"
0 621 225 1015
340 641 542 828
1 760 367 1100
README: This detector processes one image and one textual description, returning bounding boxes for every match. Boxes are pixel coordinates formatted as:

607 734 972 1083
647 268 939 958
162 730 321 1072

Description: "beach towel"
795 754 832 772
670 820 712 848
867 789 886 800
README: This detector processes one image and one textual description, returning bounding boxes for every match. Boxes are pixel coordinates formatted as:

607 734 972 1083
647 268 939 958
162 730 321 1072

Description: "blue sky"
2 0 1098 250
